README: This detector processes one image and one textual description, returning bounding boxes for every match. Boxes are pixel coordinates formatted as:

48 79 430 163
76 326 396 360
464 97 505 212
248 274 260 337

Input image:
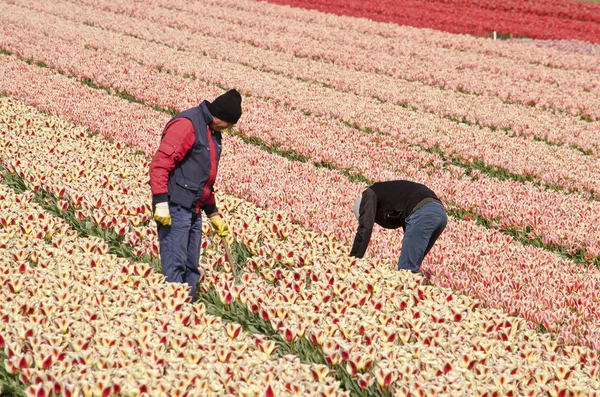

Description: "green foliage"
579 111 593 123
165 106 178 117
230 239 254 264
114 89 141 104
80 77 102 90
0 352 26 397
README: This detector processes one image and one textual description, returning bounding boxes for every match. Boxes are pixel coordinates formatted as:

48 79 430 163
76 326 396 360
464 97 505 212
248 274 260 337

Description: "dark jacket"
350 180 440 258
149 101 221 214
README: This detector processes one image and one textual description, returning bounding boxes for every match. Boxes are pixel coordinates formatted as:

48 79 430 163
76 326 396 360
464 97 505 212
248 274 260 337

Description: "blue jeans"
156 204 202 298
398 202 447 273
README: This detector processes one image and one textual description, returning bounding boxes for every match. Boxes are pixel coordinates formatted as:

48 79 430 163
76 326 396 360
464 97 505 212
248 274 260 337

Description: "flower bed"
3 3 600 196
3 96 600 352
3 98 600 395
7 0 600 121
2 0 600 392
0 172 346 397
3 24 600 262
259 0 600 42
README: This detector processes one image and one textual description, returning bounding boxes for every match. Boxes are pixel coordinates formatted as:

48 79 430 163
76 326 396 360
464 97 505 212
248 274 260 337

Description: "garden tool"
221 235 239 282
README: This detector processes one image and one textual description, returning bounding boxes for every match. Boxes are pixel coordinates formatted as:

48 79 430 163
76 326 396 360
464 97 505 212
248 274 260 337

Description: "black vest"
165 101 222 210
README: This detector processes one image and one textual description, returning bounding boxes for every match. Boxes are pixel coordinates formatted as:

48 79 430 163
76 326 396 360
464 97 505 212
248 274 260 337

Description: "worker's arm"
149 118 196 204
201 186 218 217
350 188 377 258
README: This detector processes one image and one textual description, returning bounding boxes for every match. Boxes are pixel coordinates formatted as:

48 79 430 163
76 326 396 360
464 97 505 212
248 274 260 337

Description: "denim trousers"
398 201 447 273
156 204 202 298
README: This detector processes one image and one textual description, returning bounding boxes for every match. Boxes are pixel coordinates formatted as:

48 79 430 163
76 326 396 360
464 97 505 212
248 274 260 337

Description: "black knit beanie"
207 89 242 124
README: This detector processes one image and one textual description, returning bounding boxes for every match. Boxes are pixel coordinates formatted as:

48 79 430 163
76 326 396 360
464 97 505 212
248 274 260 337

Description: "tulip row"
11 0 600 159
9 125 600 397
197 0 600 74
5 104 600 396
4 25 600 268
4 88 600 355
3 47 600 347
19 0 600 122
0 112 494 395
151 0 600 99
0 97 161 259
0 57 164 154
0 180 347 396
42 0 600 98
0 104 151 223
525 39 600 57
260 0 600 43
435 0 600 23
225 104 600 262
213 135 600 350
3 58 600 271
3 0 600 394
8 10 600 340
0 153 390 397
10 0 600 152
198 200 600 395
0 121 378 395
4 3 600 203
3 6 600 190
0 96 409 395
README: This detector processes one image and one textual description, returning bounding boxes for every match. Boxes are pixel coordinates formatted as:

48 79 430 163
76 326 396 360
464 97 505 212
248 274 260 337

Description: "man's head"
353 195 362 221
207 89 243 131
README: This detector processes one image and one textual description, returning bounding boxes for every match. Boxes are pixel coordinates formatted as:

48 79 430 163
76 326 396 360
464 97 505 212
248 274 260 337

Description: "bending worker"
149 89 242 298
350 180 447 273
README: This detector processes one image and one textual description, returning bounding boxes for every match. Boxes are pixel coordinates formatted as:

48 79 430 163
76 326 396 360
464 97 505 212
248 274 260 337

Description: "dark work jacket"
350 180 440 258
164 102 222 212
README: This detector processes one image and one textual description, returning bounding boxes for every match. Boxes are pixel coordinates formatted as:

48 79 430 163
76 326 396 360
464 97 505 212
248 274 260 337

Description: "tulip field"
1 0 600 396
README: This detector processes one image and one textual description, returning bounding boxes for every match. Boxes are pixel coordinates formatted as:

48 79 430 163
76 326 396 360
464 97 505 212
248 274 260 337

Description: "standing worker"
149 89 242 298
350 180 447 273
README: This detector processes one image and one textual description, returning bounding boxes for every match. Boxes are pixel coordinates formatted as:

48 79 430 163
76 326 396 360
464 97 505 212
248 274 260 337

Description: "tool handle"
221 237 237 279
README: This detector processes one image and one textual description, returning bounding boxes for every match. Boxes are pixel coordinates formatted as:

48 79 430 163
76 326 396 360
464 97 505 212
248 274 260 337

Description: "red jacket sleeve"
149 118 196 202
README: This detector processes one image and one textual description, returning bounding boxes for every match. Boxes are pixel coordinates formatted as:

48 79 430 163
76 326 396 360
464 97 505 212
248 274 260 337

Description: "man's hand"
154 202 171 226
209 215 230 237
